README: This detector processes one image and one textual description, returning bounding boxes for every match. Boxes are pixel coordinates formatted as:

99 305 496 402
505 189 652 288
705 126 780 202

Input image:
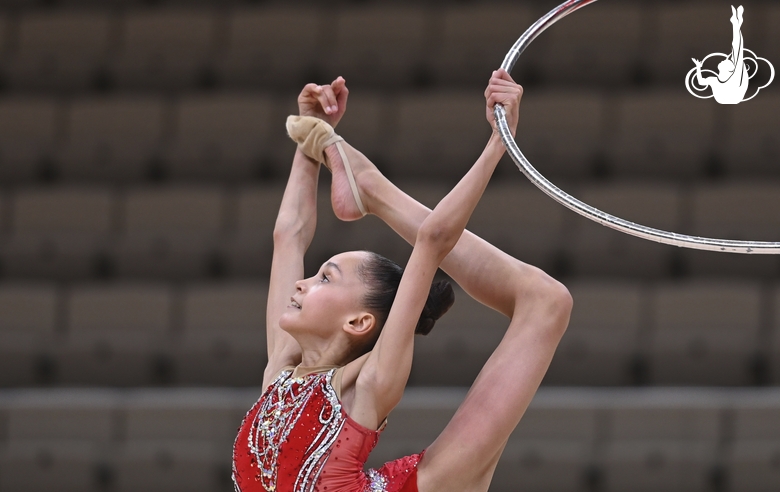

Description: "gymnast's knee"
509 266 573 334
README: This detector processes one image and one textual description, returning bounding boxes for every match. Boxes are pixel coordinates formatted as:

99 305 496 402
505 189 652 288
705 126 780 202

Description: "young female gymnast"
233 70 573 492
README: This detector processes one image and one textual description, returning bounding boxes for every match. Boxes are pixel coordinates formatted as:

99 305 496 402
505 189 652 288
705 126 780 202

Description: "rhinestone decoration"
243 369 345 492
366 469 389 492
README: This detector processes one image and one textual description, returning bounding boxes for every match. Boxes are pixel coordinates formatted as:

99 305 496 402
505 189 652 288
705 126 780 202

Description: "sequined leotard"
233 365 423 492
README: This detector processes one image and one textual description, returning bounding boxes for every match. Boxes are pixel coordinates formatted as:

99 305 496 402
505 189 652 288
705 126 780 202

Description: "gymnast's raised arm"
263 78 349 388
352 70 524 421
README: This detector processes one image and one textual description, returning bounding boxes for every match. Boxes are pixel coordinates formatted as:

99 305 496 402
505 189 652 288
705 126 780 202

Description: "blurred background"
0 0 779 490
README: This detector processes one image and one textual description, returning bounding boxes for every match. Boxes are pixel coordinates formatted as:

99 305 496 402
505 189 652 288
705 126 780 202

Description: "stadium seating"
175 282 268 386
430 4 533 87
111 9 218 91
0 1 778 490
565 182 683 278
608 91 716 178
325 6 429 88
684 181 780 278
59 283 174 386
514 90 605 179
0 98 58 183
0 284 58 386
6 11 113 92
164 95 275 181
539 3 644 86
2 186 114 280
218 7 323 90
723 93 780 177
649 282 763 386
544 281 644 386
58 96 166 181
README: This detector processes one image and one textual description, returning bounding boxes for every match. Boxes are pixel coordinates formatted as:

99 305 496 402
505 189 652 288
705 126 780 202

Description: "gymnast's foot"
285 112 382 222
323 141 383 221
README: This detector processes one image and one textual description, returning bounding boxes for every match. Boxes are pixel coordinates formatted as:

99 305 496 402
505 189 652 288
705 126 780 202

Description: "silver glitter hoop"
493 0 780 254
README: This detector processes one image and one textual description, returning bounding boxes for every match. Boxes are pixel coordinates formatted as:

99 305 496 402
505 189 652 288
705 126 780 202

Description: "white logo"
685 5 774 104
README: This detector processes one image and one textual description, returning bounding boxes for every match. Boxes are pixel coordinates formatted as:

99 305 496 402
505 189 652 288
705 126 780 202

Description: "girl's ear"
343 312 376 337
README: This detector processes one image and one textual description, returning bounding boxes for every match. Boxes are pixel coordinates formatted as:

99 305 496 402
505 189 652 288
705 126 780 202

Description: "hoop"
493 0 780 254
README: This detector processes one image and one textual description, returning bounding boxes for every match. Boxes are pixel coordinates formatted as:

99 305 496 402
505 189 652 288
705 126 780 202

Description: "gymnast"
232 69 573 492
692 5 748 104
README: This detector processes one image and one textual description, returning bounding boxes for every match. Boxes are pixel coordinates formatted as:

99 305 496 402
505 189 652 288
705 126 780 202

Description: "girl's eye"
320 274 329 283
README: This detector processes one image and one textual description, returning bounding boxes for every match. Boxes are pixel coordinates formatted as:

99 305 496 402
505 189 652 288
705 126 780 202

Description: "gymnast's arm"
351 71 523 426
263 80 349 389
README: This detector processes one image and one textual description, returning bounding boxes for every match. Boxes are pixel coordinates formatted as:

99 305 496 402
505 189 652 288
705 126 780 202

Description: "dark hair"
357 251 455 336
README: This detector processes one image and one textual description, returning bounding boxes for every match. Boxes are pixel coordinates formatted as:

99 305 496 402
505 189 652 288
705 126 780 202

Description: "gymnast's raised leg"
323 71 573 492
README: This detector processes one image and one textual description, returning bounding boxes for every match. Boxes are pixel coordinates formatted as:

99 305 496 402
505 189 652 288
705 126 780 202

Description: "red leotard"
233 366 423 492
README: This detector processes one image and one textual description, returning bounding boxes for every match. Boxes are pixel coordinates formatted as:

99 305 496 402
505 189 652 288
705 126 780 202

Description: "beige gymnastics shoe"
286 115 366 217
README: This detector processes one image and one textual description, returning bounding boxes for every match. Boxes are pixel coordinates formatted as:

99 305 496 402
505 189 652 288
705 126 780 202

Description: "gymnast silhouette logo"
685 5 774 104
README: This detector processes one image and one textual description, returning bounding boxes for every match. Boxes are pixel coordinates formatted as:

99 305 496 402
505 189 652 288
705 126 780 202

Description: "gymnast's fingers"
299 83 320 102
495 68 516 84
491 84 522 108
333 77 349 112
319 85 339 115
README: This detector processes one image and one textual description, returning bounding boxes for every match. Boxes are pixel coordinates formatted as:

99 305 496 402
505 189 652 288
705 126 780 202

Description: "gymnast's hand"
298 76 349 128
485 69 523 137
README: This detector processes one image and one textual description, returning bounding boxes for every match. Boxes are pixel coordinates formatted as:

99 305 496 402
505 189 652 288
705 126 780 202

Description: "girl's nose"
295 279 305 292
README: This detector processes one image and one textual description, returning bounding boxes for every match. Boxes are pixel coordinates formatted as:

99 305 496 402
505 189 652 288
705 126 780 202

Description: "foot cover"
286 115 366 216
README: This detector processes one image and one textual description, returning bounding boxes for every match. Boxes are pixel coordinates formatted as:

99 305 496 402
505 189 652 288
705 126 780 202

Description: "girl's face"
279 251 372 340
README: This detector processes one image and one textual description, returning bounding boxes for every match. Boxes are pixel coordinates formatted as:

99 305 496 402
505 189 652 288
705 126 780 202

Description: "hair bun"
415 281 455 336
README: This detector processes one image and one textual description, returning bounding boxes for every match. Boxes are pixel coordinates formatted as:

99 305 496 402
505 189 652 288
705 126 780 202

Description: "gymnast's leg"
324 141 573 491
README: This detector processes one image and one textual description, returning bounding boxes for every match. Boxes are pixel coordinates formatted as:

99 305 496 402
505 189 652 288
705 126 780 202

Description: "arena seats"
765 5 780 79
540 3 644 86
0 98 58 182
544 281 644 386
514 90 605 178
723 93 780 177
176 282 268 386
2 388 777 492
431 4 533 87
468 182 568 273
410 285 508 386
599 393 722 492
0 1 778 490
6 11 112 92
565 182 683 278
609 91 716 178
771 287 780 386
116 391 237 492
1 88 777 185
2 186 113 280
493 397 598 491
220 185 284 279
333 93 387 164
388 91 490 179
114 186 225 280
0 284 58 386
0 389 116 491
729 395 780 492
59 283 174 386
684 181 780 278
111 9 217 91
649 282 763 386
164 94 275 181
219 8 322 90
326 6 428 88
58 96 166 181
